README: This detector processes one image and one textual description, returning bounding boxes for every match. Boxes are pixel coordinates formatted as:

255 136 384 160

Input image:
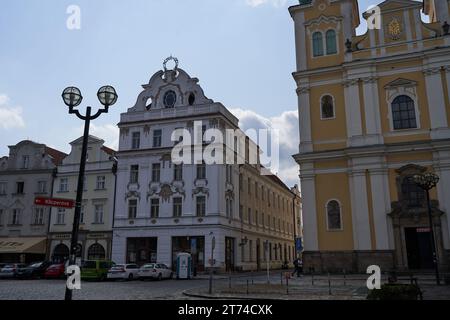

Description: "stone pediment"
128 57 214 113
384 78 417 89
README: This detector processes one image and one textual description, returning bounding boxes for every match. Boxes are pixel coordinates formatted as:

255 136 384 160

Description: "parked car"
81 260 115 281
44 263 66 279
107 264 139 281
16 261 52 279
138 263 173 280
0 264 27 279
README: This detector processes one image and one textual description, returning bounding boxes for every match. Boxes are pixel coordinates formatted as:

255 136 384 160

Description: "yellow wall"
315 173 354 251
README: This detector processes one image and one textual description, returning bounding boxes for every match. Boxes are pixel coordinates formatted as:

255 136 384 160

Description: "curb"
182 290 265 300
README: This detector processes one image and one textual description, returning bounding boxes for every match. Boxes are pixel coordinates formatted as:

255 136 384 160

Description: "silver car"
138 263 173 280
107 264 139 281
0 264 27 279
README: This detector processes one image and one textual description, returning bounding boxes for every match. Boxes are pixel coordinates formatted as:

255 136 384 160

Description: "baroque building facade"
290 0 450 272
0 140 66 263
48 136 116 262
111 61 300 271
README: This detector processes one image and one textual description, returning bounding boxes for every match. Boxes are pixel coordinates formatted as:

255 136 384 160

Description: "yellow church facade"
290 0 450 272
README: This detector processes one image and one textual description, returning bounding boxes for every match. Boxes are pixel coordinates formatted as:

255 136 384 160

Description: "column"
293 11 307 71
362 77 384 145
369 168 393 250
424 68 450 139
299 163 318 251
344 79 364 147
349 170 372 250
297 87 313 153
434 152 450 250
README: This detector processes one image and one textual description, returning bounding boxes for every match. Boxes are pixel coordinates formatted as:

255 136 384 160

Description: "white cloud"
245 0 288 7
0 94 26 130
230 108 299 187
75 123 120 150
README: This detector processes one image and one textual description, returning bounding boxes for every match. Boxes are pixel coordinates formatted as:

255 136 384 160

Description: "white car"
107 264 139 280
138 263 173 280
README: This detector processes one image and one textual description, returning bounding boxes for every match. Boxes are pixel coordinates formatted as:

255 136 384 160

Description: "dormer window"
163 90 176 108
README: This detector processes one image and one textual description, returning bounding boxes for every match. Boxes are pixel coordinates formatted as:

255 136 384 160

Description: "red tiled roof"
101 146 116 155
44 146 67 165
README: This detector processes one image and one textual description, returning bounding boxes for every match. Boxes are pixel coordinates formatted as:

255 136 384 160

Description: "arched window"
327 200 342 230
326 30 337 54
312 32 324 57
87 243 106 260
321 95 335 119
401 176 425 208
52 244 70 263
392 95 417 130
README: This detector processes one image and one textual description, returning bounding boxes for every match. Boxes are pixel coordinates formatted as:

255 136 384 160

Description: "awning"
0 237 47 254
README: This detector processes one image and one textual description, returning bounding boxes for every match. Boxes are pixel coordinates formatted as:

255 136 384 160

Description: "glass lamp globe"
97 86 118 107
62 87 83 108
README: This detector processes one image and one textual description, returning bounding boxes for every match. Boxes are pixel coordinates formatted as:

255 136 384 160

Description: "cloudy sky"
0 0 426 186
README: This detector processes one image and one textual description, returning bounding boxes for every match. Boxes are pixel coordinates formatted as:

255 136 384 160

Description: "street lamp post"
413 172 440 285
61 86 118 301
208 235 216 294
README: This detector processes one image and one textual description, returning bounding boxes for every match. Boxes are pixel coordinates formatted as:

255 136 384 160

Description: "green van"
80 260 115 281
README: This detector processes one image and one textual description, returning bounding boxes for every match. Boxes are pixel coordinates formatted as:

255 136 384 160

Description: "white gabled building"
48 136 116 262
112 60 298 272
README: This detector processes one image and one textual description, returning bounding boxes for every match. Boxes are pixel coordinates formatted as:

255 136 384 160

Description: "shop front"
172 236 205 272
0 237 47 264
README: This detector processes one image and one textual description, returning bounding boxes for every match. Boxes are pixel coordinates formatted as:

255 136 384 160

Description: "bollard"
286 276 289 295
343 269 346 286
328 273 332 295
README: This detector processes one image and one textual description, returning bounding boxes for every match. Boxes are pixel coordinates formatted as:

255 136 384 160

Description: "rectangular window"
37 181 47 193
80 205 85 224
226 165 232 184
132 132 141 149
16 181 25 194
255 210 258 226
11 209 21 225
255 182 258 199
248 208 252 225
152 163 161 182
174 164 183 181
128 200 137 219
0 182 7 195
196 196 206 217
94 204 104 224
0 209 3 225
249 240 253 262
239 205 243 220
248 178 251 194
96 176 106 190
196 163 206 180
173 197 182 217
130 165 139 183
22 155 29 169
33 208 45 225
57 209 65 225
153 129 162 147
151 199 160 218
59 178 68 192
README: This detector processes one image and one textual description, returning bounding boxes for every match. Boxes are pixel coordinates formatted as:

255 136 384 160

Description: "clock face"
163 90 176 108
388 18 402 40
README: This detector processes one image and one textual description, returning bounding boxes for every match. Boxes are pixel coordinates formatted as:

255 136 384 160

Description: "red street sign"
34 197 75 209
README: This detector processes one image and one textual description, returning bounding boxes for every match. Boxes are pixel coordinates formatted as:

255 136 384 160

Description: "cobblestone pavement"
0 272 448 300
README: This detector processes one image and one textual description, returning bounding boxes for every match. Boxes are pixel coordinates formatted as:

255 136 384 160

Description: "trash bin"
176 253 192 280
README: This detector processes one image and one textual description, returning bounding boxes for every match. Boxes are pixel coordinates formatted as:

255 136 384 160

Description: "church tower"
291 0 450 273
